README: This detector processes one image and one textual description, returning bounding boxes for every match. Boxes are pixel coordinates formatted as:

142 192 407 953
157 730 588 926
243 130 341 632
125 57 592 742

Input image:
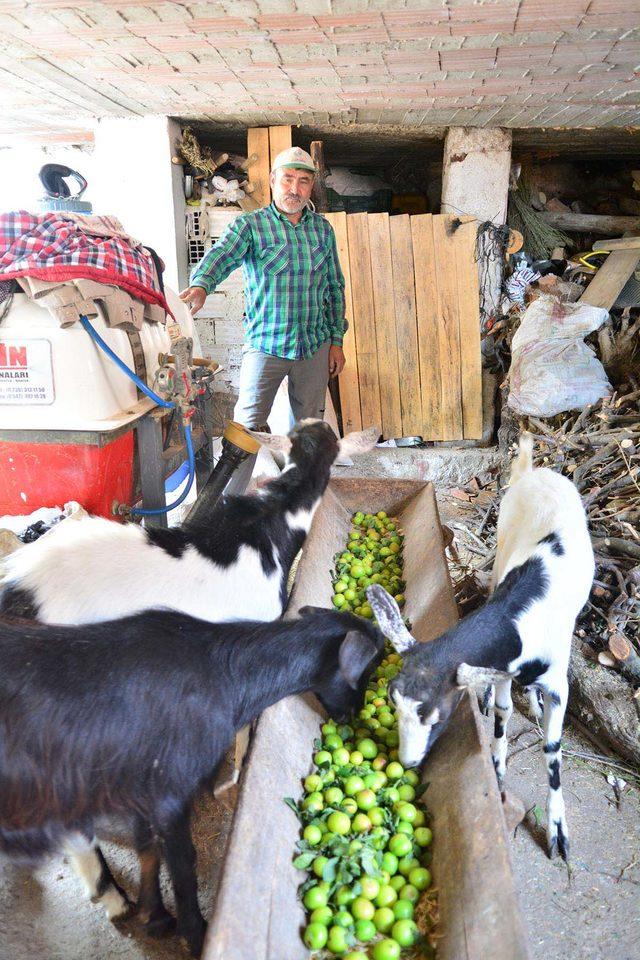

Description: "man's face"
270 167 314 214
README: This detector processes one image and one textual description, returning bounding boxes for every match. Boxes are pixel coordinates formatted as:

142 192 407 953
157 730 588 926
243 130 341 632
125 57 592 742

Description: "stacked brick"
0 0 637 142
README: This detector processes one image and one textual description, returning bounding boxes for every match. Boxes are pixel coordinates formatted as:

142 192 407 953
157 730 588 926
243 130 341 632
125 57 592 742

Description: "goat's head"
299 607 385 722
248 420 380 473
366 585 464 768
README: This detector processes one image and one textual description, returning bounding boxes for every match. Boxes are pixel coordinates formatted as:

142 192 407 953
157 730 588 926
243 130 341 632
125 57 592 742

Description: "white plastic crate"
185 206 210 241
187 237 211 271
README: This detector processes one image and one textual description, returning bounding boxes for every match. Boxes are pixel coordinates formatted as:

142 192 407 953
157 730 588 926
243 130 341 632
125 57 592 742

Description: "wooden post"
310 140 328 212
246 128 270 207
268 125 292 173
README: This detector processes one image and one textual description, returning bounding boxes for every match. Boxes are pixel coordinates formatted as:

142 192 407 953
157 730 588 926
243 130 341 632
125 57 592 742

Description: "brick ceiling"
0 0 638 145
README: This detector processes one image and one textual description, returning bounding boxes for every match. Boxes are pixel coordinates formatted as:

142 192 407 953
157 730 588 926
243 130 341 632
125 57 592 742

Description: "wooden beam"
325 212 362 433
592 237 640 251
246 128 270 207
268 125 292 173
389 215 423 437
454 217 483 440
432 216 463 440
579 249 640 310
411 215 443 439
368 213 403 440
540 211 640 235
310 141 328 213
346 213 382 432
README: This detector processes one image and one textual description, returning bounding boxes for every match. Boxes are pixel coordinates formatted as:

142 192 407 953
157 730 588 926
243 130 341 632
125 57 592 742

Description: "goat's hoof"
107 889 136 928
547 823 570 862
144 911 177 939
480 685 493 717
178 916 207 958
111 903 137 930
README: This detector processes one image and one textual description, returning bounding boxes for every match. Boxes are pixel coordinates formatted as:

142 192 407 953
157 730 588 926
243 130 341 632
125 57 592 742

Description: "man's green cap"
271 146 316 174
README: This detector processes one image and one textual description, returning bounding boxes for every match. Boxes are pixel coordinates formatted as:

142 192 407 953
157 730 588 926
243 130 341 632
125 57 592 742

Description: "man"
179 146 346 490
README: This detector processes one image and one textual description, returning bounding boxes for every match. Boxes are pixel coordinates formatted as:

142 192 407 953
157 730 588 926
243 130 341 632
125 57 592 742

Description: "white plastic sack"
325 167 390 197
508 295 612 417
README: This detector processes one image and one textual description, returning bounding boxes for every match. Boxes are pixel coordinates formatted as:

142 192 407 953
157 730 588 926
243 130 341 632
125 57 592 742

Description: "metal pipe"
188 421 261 522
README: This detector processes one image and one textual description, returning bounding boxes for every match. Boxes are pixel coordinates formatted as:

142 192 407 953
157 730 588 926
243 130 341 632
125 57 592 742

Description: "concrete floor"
0 793 233 960
2 712 636 960
506 711 640 960
1 451 638 960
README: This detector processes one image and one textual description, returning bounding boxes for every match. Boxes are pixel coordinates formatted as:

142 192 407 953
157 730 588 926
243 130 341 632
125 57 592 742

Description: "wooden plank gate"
325 212 483 441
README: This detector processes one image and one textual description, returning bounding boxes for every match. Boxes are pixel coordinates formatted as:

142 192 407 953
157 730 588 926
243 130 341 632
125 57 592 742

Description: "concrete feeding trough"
205 479 530 960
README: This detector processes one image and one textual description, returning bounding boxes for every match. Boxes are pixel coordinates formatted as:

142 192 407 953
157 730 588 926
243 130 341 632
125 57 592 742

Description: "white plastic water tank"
0 287 201 431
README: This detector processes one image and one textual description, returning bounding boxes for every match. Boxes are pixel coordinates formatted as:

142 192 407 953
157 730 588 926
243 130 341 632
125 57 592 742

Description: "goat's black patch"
548 758 561 791
182 421 338 586
544 739 561 754
494 715 504 740
93 847 117 899
517 658 549 687
0 586 39 621
145 527 188 559
538 531 565 556
547 690 561 706
396 556 549 707
280 528 306 611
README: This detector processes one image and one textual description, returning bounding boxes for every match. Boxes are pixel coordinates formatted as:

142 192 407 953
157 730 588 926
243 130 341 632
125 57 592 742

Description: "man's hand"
178 285 207 315
329 345 346 378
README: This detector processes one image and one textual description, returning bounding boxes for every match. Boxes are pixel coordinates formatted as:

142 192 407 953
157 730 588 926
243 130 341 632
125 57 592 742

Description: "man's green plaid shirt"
190 202 346 360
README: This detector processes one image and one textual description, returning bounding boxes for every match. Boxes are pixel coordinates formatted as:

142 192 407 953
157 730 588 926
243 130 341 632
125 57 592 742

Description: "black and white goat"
0 608 384 957
0 420 378 624
367 435 594 861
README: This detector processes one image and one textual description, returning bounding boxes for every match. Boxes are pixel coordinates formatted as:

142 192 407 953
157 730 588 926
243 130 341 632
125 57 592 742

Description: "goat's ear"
456 663 513 688
298 605 330 617
339 630 380 690
366 584 416 653
338 425 380 458
247 430 292 455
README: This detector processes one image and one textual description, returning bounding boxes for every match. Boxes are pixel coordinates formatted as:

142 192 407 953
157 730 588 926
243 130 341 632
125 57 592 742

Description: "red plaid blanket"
0 211 172 316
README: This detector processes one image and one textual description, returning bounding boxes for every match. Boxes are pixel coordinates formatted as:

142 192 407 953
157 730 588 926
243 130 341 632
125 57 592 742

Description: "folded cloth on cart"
16 276 166 331
0 211 173 318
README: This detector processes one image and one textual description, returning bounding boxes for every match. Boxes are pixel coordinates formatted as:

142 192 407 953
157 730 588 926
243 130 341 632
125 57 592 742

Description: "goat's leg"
542 679 570 861
159 807 205 958
133 818 176 937
480 683 495 717
491 678 513 793
64 833 132 922
527 686 544 720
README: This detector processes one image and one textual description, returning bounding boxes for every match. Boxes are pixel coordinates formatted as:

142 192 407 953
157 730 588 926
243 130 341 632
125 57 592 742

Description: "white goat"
0 420 378 625
367 434 594 860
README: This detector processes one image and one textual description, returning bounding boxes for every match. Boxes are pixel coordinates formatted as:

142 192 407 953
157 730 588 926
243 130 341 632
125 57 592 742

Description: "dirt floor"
1 469 638 960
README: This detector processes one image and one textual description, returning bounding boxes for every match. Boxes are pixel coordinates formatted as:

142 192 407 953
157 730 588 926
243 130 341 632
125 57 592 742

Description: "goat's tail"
510 432 534 484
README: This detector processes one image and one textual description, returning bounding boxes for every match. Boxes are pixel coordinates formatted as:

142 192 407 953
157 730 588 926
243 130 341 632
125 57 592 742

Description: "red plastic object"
0 432 134 519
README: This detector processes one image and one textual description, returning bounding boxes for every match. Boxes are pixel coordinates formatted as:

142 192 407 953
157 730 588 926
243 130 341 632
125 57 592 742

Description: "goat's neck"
265 456 333 510
218 630 332 731
432 597 519 669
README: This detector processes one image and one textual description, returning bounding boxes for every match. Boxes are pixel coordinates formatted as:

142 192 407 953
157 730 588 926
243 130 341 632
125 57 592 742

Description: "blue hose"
79 314 174 408
131 423 195 516
79 314 196 516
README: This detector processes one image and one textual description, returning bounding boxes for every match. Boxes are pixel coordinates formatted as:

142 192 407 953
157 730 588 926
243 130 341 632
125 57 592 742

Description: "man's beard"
278 194 306 212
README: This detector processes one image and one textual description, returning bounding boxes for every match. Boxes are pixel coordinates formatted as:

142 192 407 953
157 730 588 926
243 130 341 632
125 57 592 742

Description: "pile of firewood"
443 386 640 686
173 126 258 209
